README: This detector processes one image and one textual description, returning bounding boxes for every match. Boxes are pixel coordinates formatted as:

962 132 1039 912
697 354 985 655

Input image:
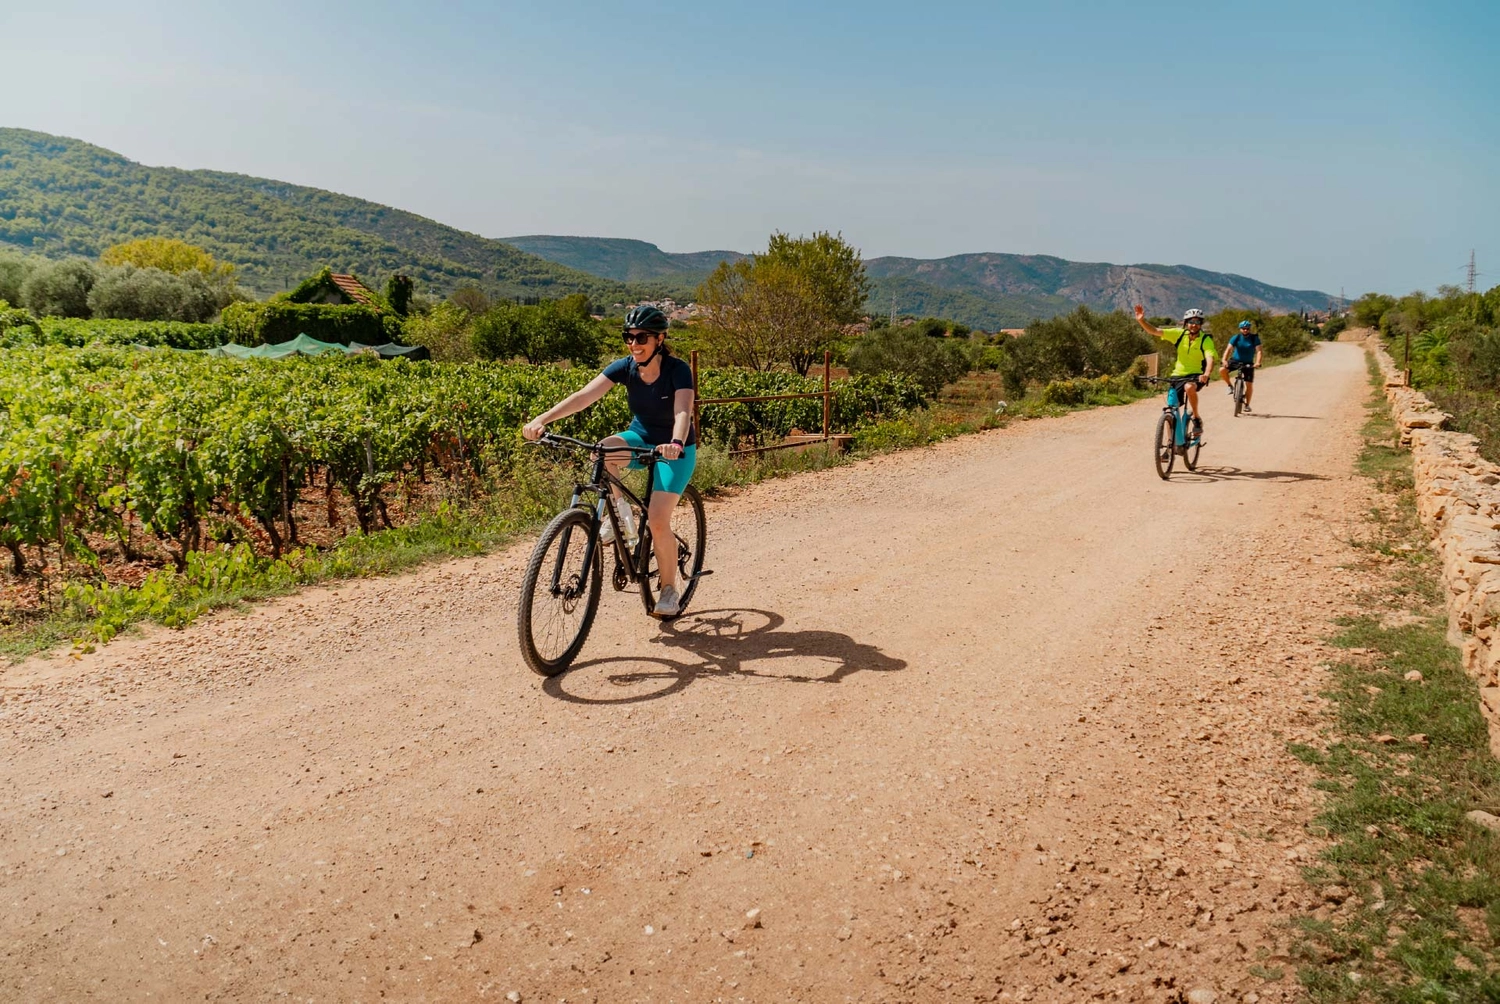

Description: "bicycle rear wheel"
517 508 602 676
1184 429 1201 470
638 485 707 618
1154 411 1175 481
1233 376 1244 417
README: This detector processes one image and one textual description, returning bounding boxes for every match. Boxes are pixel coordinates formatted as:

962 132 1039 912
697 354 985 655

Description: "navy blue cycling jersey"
601 353 697 447
1229 332 1261 364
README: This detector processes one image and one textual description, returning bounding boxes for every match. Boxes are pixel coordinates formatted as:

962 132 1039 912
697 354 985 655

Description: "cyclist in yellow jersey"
1134 305 1215 438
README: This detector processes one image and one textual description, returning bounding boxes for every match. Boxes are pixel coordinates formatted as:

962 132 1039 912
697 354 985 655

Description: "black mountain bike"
517 433 708 676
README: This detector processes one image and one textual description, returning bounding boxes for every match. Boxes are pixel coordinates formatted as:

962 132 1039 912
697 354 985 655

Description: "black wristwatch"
671 438 684 448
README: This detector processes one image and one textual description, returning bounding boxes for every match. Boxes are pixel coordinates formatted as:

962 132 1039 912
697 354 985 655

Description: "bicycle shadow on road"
1239 413 1324 420
1170 465 1329 484
542 608 907 705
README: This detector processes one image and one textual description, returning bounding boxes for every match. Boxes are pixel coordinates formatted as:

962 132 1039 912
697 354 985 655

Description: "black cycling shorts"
1227 361 1255 382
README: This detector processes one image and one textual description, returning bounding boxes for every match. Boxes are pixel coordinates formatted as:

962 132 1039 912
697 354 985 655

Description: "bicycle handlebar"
533 432 659 460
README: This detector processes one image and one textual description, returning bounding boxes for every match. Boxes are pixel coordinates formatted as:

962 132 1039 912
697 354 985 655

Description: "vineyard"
0 347 922 604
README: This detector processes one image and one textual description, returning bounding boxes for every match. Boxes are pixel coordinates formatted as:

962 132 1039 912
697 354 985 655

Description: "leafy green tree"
555 293 593 319
761 230 869 325
1257 314 1315 357
403 301 476 361
848 326 969 395
101 237 235 279
0 254 37 306
21 259 97 317
696 259 778 372
697 231 870 376
472 301 600 366
450 284 491 316
1351 293 1396 329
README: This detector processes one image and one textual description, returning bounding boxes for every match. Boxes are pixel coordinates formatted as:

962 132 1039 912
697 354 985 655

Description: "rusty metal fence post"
693 348 851 457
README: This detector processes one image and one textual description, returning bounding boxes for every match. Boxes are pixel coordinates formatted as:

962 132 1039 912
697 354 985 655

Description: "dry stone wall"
1370 335 1500 754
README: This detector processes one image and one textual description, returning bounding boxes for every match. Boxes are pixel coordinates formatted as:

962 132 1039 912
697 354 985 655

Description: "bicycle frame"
1141 376 1202 450
539 435 661 597
1166 382 1191 447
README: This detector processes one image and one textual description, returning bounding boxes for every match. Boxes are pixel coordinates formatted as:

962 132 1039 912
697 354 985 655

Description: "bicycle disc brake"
611 556 629 592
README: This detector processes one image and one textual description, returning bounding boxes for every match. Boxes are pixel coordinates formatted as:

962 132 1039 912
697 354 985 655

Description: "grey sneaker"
654 584 681 618
1243 402 1253 413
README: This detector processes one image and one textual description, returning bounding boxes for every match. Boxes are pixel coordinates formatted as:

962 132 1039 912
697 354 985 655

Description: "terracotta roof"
330 273 376 306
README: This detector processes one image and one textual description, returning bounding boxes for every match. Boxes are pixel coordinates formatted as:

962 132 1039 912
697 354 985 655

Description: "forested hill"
503 236 746 285
0 129 632 301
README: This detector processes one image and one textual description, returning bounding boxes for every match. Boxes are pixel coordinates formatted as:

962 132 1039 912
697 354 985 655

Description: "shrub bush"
1038 373 1139 407
847 325 969 395
223 301 401 346
403 301 477 362
1258 314 1315 357
1001 306 1152 394
472 301 602 367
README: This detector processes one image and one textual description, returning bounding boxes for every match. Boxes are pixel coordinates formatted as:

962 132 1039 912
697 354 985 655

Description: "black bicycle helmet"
623 304 670 333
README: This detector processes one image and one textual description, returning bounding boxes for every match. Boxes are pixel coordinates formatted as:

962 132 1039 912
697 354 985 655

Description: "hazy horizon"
3 1 1496 298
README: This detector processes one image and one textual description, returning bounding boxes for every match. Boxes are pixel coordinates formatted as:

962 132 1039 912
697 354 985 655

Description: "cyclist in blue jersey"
1220 320 1263 412
522 305 696 617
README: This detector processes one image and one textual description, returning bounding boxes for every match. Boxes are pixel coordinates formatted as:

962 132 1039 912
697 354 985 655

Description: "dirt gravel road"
3 344 1376 1002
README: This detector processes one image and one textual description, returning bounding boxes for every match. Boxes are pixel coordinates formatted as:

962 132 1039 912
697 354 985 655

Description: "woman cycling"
522 304 696 617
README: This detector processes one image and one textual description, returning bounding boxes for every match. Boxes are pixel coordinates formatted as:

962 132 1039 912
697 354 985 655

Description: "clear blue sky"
4 0 1497 297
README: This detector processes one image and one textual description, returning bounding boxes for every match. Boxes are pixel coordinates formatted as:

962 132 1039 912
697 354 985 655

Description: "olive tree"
21 259 97 317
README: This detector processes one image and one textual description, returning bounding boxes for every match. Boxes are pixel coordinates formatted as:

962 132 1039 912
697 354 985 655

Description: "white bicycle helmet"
1182 308 1206 323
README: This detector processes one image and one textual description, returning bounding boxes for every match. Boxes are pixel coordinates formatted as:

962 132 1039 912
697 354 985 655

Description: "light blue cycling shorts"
615 429 697 496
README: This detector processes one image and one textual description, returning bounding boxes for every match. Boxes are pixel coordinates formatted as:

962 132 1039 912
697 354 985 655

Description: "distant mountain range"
0 129 1334 327
509 237 1336 329
503 235 747 286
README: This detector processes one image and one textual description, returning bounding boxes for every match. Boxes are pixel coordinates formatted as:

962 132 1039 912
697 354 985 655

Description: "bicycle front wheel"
638 485 707 619
518 508 603 676
1184 430 1201 470
1233 376 1244 417
1154 411 1175 481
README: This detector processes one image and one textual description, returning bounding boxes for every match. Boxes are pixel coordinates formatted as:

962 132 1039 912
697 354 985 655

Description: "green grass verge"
0 377 1157 663
1289 351 1500 1002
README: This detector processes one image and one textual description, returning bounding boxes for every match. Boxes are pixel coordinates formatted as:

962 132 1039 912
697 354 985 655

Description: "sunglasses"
622 332 658 345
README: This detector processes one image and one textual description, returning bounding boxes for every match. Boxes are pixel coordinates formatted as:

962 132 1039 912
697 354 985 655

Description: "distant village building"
626 298 704 323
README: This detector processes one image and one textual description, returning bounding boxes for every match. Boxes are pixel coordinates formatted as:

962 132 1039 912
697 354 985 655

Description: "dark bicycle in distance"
517 433 708 676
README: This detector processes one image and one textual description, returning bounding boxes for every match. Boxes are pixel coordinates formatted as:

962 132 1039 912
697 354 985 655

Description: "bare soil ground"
2 345 1375 1002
